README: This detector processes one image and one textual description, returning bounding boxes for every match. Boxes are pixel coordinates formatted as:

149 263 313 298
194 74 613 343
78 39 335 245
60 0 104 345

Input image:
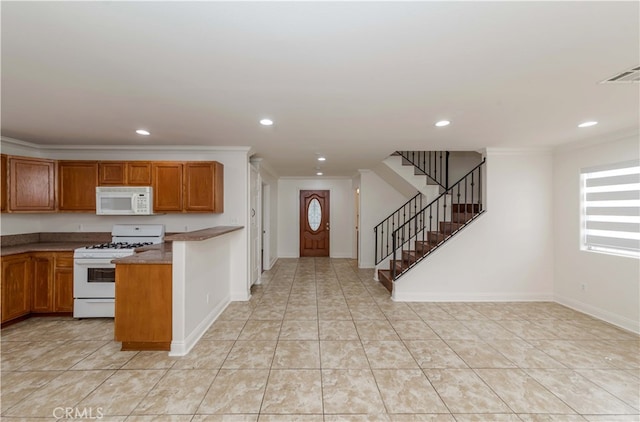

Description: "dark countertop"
165 225 243 241
112 243 173 265
1 242 96 257
1 232 111 257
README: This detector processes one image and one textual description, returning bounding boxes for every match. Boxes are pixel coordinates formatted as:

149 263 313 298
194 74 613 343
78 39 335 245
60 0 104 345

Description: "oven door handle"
74 259 116 266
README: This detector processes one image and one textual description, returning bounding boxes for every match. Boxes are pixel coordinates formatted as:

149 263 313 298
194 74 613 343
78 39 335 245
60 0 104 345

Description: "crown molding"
0 136 252 153
483 146 553 156
552 127 640 153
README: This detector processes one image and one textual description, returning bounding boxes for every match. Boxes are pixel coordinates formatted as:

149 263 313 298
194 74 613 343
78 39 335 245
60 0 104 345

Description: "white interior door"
250 165 261 285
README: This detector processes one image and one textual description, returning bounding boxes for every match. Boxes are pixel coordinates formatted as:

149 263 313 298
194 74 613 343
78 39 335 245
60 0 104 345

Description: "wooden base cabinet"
30 252 74 314
1 254 31 323
1 251 74 324
31 253 54 313
115 264 172 351
53 252 74 312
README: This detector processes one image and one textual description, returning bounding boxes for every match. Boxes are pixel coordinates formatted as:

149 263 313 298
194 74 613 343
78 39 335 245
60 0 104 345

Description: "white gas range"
73 224 165 318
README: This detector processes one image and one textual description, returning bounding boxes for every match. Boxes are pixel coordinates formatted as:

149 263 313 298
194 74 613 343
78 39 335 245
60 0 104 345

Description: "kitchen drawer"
55 254 74 269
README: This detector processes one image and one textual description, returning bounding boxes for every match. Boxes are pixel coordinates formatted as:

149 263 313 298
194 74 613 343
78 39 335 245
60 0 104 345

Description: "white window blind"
581 159 640 258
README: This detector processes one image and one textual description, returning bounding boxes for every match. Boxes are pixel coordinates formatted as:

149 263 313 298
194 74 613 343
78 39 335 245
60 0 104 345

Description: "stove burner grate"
87 242 153 250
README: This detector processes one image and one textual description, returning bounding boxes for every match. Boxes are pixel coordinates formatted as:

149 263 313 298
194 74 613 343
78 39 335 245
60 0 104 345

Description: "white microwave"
96 186 153 215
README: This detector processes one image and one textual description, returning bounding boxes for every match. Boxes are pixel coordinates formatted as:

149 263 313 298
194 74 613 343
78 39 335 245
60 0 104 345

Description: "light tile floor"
1 258 639 421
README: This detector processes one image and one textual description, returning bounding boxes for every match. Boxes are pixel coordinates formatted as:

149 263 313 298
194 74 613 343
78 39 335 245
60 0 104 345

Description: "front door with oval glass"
300 190 330 257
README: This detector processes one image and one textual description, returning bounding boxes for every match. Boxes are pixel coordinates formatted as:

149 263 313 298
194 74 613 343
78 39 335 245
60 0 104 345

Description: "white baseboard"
330 253 354 258
264 257 278 270
555 295 640 334
169 296 230 356
392 291 554 302
230 291 251 301
277 253 354 259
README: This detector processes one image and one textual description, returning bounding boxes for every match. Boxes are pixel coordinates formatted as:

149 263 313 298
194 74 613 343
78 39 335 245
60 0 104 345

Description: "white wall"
448 151 483 184
393 149 555 301
277 177 355 258
553 134 640 333
358 169 412 268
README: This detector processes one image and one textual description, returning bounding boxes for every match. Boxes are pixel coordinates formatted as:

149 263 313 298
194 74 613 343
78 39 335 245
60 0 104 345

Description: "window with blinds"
581 159 640 258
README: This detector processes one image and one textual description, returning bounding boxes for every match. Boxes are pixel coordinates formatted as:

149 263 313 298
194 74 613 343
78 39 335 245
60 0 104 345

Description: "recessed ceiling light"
136 129 150 136
318 156 326 162
435 120 450 127
260 118 274 126
578 121 598 128
316 172 323 176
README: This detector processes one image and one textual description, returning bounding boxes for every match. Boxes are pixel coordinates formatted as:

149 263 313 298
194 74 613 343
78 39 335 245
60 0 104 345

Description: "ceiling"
2 1 638 177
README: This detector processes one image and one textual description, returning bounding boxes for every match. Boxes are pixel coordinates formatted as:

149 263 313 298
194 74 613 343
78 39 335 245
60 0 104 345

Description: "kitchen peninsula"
113 226 244 355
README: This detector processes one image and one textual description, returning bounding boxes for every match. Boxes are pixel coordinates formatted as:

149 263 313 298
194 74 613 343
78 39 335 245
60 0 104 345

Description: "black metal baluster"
471 172 475 219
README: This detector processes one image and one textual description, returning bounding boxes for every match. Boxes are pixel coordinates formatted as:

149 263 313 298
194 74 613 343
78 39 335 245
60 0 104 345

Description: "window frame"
580 159 640 259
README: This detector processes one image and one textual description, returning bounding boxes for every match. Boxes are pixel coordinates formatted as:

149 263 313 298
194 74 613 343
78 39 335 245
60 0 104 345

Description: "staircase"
374 152 486 293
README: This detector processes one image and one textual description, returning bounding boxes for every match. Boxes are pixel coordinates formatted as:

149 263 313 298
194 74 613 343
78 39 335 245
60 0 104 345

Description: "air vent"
601 66 640 83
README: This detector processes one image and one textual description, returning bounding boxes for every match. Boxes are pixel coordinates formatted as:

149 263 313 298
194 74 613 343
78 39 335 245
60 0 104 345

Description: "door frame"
249 164 261 286
299 189 330 257
261 182 271 270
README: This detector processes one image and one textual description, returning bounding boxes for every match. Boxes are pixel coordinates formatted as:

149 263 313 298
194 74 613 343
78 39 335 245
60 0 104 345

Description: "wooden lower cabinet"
1 254 31 323
31 253 54 312
1 251 74 324
53 252 74 312
115 263 172 351
30 252 74 314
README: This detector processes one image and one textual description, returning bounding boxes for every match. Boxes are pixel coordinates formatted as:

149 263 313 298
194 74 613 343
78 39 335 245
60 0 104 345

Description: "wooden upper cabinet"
1 154 7 212
8 156 56 212
98 162 125 185
58 161 98 211
184 161 224 213
152 162 183 212
98 161 151 186
126 162 152 185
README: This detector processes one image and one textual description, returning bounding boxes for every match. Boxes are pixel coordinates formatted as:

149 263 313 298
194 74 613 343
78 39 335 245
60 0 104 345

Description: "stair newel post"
374 226 378 264
391 229 397 280
479 162 483 211
413 197 418 235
